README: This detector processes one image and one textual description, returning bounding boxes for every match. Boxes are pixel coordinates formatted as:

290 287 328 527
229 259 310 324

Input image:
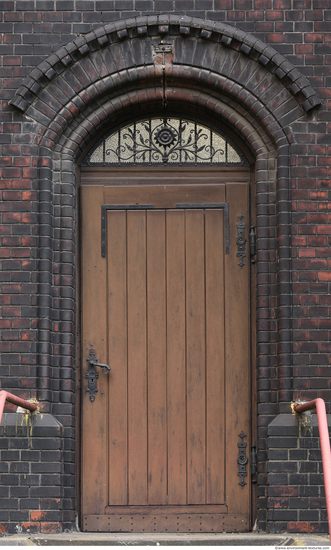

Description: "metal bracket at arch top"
176 203 230 254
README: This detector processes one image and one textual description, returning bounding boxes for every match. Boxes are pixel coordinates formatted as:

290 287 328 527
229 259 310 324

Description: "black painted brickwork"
0 413 64 534
266 414 331 534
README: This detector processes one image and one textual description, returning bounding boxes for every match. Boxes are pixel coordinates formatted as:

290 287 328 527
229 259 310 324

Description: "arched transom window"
82 117 248 167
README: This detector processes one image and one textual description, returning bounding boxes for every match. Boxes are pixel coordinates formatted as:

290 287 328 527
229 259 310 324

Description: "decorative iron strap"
236 212 246 268
237 431 248 488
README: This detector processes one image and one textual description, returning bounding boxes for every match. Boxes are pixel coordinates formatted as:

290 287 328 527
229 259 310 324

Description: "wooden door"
80 179 251 533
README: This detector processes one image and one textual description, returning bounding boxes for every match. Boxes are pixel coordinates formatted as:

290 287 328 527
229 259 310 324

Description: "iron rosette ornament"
113 119 224 164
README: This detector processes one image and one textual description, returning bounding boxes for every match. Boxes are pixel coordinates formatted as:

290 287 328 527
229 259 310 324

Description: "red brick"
310 258 328 268
14 158 32 167
308 237 327 246
288 521 309 532
22 191 36 200
266 10 283 19
293 190 309 200
21 331 35 341
295 44 314 53
293 236 307 245
310 191 327 199
2 213 21 223
31 511 48 521
309 213 327 223
298 249 316 257
266 33 284 42
317 180 331 189
21 213 34 223
317 272 331 281
317 225 331 234
2 307 20 317
12 179 32 189
12 249 31 258
305 32 323 42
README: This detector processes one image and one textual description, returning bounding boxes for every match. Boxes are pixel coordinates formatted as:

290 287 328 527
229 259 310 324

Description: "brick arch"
39 82 289 414
10 15 320 116
8 15 307 422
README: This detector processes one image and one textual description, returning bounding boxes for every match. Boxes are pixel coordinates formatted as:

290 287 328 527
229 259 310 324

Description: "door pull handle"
86 348 110 402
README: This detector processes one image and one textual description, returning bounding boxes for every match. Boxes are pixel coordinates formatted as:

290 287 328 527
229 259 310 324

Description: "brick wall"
0 0 329 535
0 412 63 534
266 414 330 534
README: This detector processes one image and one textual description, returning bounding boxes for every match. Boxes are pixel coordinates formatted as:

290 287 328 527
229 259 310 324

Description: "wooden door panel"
107 211 128 506
147 210 167 506
205 209 225 504
127 211 148 505
185 210 206 505
81 181 251 531
166 210 187 505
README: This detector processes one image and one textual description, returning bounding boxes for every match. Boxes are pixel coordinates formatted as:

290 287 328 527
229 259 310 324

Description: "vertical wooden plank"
146 210 167 505
225 183 250 515
81 185 108 515
107 211 128 505
127 210 148 505
205 209 225 504
185 209 206 505
166 210 187 505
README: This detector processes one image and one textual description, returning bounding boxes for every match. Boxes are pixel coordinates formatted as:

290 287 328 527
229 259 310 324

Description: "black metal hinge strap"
176 203 230 254
237 431 248 488
236 212 246 268
101 204 154 258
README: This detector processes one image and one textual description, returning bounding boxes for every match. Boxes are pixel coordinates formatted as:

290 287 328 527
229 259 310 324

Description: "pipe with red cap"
294 398 331 544
0 390 38 426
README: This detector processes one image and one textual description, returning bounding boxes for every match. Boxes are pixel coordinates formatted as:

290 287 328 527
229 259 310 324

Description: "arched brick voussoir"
9 15 321 117
38 62 289 157
51 87 279 168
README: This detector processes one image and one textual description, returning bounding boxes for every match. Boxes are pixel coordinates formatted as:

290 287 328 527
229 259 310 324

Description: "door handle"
86 348 110 402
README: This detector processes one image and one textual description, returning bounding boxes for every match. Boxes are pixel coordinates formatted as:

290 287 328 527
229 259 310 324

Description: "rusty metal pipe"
294 399 331 544
0 390 38 426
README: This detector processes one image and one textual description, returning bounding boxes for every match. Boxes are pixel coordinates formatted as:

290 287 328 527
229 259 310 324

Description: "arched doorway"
79 115 253 532
8 13 318 533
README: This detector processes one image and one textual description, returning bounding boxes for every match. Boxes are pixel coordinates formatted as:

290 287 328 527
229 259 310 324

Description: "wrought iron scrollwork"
110 118 226 165
83 116 249 167
237 431 248 488
236 213 246 268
